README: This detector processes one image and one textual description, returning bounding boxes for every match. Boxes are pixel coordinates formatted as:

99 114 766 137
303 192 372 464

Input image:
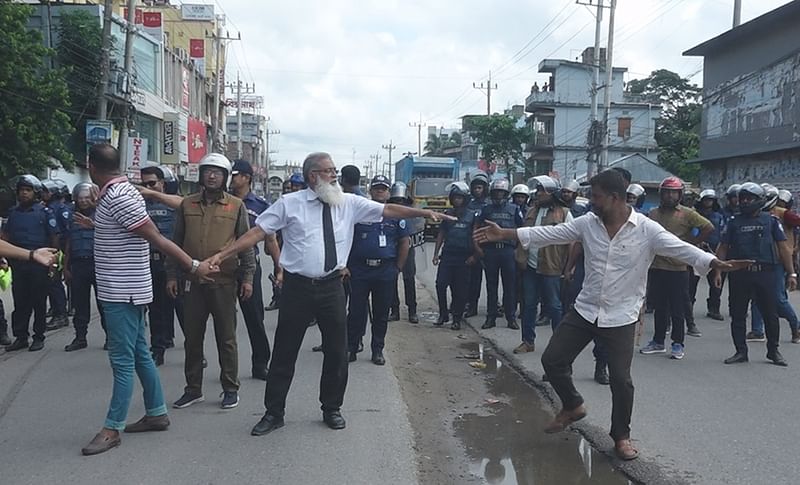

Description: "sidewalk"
413 243 800 485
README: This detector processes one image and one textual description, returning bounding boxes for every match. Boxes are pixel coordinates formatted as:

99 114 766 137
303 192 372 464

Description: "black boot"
594 362 609 385
435 311 449 326
481 317 496 330
65 338 88 352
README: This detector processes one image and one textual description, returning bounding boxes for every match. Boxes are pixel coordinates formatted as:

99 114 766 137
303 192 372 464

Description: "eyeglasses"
141 181 159 188
203 168 225 177
312 168 338 176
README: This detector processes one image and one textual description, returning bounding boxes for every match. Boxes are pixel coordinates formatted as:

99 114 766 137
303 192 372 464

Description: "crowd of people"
1 145 795 461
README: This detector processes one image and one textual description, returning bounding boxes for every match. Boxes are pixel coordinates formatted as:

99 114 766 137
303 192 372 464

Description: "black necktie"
322 202 337 272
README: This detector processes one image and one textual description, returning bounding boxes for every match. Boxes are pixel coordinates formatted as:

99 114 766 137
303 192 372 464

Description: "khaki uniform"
649 205 712 271
166 192 255 394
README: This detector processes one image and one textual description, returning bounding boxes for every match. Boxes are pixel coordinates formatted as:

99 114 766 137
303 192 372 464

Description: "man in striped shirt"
81 144 216 456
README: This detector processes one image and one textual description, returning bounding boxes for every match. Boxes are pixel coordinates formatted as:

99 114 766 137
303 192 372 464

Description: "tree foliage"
627 69 701 182
424 132 462 156
56 10 105 164
469 114 526 177
0 0 74 179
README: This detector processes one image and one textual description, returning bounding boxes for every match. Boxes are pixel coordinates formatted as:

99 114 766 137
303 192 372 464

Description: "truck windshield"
414 179 450 197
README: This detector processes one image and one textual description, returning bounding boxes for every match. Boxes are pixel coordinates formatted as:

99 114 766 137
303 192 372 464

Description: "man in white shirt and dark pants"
475 170 750 461
208 152 451 436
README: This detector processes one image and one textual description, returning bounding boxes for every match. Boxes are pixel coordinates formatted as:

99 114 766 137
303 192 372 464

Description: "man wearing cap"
229 159 282 380
347 175 410 365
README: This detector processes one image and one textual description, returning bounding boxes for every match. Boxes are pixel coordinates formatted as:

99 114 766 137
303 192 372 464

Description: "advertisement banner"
85 120 113 144
187 117 207 164
181 4 215 21
186 165 200 183
189 38 205 72
125 137 148 182
122 8 162 41
181 67 190 111
163 112 189 164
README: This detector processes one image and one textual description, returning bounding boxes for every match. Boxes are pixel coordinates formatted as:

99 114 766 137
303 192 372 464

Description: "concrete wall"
698 147 800 197
550 63 626 105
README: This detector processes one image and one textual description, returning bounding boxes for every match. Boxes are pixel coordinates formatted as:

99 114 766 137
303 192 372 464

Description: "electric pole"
264 123 280 179
118 0 137 164
382 140 396 177
208 27 240 151
473 70 498 115
369 153 381 180
409 115 426 156
733 0 742 27
225 72 255 158
95 0 114 120
578 0 606 178
599 0 617 169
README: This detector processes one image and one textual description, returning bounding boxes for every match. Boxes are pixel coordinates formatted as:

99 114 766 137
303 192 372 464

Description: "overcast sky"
206 0 790 172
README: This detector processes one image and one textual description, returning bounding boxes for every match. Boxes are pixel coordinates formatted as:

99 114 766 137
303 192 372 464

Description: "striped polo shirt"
94 177 153 305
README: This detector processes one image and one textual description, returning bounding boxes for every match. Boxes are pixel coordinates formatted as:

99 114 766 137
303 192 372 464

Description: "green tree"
0 0 74 179
627 69 701 182
56 10 105 164
469 114 526 177
424 133 444 156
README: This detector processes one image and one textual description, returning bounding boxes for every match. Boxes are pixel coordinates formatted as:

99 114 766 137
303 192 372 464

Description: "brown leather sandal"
543 404 587 434
614 439 639 460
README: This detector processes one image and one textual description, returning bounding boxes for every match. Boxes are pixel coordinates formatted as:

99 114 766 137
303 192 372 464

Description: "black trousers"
149 265 179 351
348 275 394 353
467 262 483 311
239 263 271 370
0 298 7 335
391 276 417 314
436 262 470 318
70 258 106 340
729 270 780 354
688 269 725 316
650 268 688 345
11 262 49 341
541 310 636 441
265 272 347 417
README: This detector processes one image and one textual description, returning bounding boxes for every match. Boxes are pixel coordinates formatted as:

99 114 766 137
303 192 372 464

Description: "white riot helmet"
198 153 232 180
627 183 646 198
563 180 580 193
778 189 793 208
761 183 779 211
699 189 717 200
489 178 510 194
510 184 530 197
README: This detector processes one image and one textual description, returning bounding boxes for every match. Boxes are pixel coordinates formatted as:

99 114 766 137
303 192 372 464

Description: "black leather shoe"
252 367 268 381
152 350 165 366
507 319 520 330
65 339 88 352
348 351 357 363
251 413 284 436
435 313 449 326
481 318 496 330
594 362 609 385
0 332 11 346
724 352 749 364
450 319 461 331
6 338 29 352
29 340 44 352
312 344 323 352
323 411 346 430
408 313 419 324
372 352 385 366
767 351 788 367
388 312 400 322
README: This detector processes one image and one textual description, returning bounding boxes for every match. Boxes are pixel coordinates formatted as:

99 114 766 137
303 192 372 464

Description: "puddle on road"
453 343 631 485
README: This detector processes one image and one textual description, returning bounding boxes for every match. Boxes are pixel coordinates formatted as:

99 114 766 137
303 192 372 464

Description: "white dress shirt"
517 208 716 328
255 188 385 278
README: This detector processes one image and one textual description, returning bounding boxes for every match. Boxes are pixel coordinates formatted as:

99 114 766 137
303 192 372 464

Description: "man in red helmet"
640 177 713 360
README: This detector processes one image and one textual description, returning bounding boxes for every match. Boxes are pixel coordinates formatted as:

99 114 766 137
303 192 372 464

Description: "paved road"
413 242 800 485
0 262 416 485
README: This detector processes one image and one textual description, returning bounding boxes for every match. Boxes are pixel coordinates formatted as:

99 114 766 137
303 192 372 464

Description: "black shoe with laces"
251 413 284 436
6 338 29 352
65 339 88 352
435 313 449 326
767 350 788 367
372 351 385 366
0 332 11 346
323 410 346 430
173 392 204 409
220 391 239 409
724 352 748 364
388 312 400 322
481 318 496 330
408 313 419 324
29 339 44 352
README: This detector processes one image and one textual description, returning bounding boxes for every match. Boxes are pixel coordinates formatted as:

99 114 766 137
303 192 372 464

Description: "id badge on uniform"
378 234 387 247
184 280 191 293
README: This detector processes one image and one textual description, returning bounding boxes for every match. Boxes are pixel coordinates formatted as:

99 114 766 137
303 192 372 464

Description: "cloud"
213 0 791 170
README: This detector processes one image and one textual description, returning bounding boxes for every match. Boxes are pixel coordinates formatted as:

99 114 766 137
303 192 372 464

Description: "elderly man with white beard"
207 152 453 436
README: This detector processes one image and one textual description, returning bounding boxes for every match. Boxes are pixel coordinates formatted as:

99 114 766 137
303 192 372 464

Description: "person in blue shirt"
41 180 71 330
465 170 490 317
388 182 418 324
1 175 60 352
347 175 411 365
714 182 796 366
478 179 523 330
432 182 479 330
690 189 726 321
64 182 107 352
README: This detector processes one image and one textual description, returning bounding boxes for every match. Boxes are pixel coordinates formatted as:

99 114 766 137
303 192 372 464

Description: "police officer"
63 183 107 351
42 180 71 329
289 173 306 192
347 175 410 365
691 189 726 321
479 179 523 330
433 182 478 330
722 184 741 220
465 170 490 317
140 163 184 366
388 182 418 324
560 180 582 215
2 175 60 352
714 182 796 366
626 184 648 213
510 184 530 210
230 159 282 380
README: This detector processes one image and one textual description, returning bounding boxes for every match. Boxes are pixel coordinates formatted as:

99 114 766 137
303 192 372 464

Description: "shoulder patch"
49 219 57 228
399 219 406 229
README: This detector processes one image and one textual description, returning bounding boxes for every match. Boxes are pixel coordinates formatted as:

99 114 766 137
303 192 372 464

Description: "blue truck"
394 155 460 238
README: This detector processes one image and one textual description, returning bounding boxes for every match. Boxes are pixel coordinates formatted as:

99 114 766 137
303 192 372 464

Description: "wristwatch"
789 273 797 278
190 259 200 274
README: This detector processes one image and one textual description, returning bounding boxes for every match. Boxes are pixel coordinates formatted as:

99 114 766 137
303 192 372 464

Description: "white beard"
315 180 345 207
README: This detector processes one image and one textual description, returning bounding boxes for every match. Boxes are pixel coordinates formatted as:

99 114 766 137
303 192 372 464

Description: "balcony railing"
525 90 555 108
526 131 554 149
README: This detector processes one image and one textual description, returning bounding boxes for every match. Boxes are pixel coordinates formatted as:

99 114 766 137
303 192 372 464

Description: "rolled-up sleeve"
517 218 582 249
649 221 715 275
255 198 287 235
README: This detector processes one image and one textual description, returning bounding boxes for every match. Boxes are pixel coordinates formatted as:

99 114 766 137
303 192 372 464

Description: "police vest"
68 212 95 258
726 212 779 264
242 192 269 255
442 208 475 256
146 200 176 241
481 202 519 248
5 204 54 250
467 197 488 212
351 219 406 260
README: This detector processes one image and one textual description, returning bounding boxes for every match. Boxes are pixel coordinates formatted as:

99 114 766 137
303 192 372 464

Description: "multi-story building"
684 1 800 194
524 48 660 181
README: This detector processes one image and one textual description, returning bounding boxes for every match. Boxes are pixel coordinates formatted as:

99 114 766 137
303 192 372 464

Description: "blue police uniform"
347 217 410 356
238 191 272 374
479 201 523 326
435 207 477 327
466 196 488 315
723 212 786 357
146 200 183 355
46 200 71 321
3 204 58 343
66 208 107 344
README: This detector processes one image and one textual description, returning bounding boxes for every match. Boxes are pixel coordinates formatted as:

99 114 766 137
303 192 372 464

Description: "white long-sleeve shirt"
517 208 716 327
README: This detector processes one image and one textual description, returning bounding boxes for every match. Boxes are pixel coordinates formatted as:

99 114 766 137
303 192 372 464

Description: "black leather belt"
487 243 510 249
364 258 394 267
745 263 775 272
287 270 341 285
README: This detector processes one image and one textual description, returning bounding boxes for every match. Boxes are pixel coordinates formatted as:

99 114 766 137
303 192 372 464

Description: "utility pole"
382 140 396 177
225 72 255 158
369 153 381 180
264 122 280 180
409 114 426 156
578 0 605 178
599 0 617 170
208 26 240 151
733 0 742 27
473 70 498 115
96 0 114 120
118 0 137 162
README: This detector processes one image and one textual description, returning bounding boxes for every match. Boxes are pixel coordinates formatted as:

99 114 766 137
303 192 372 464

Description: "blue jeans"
521 267 563 343
102 302 167 430
751 267 799 334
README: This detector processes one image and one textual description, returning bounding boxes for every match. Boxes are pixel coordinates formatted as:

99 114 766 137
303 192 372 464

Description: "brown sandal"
614 439 639 460
543 405 587 434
